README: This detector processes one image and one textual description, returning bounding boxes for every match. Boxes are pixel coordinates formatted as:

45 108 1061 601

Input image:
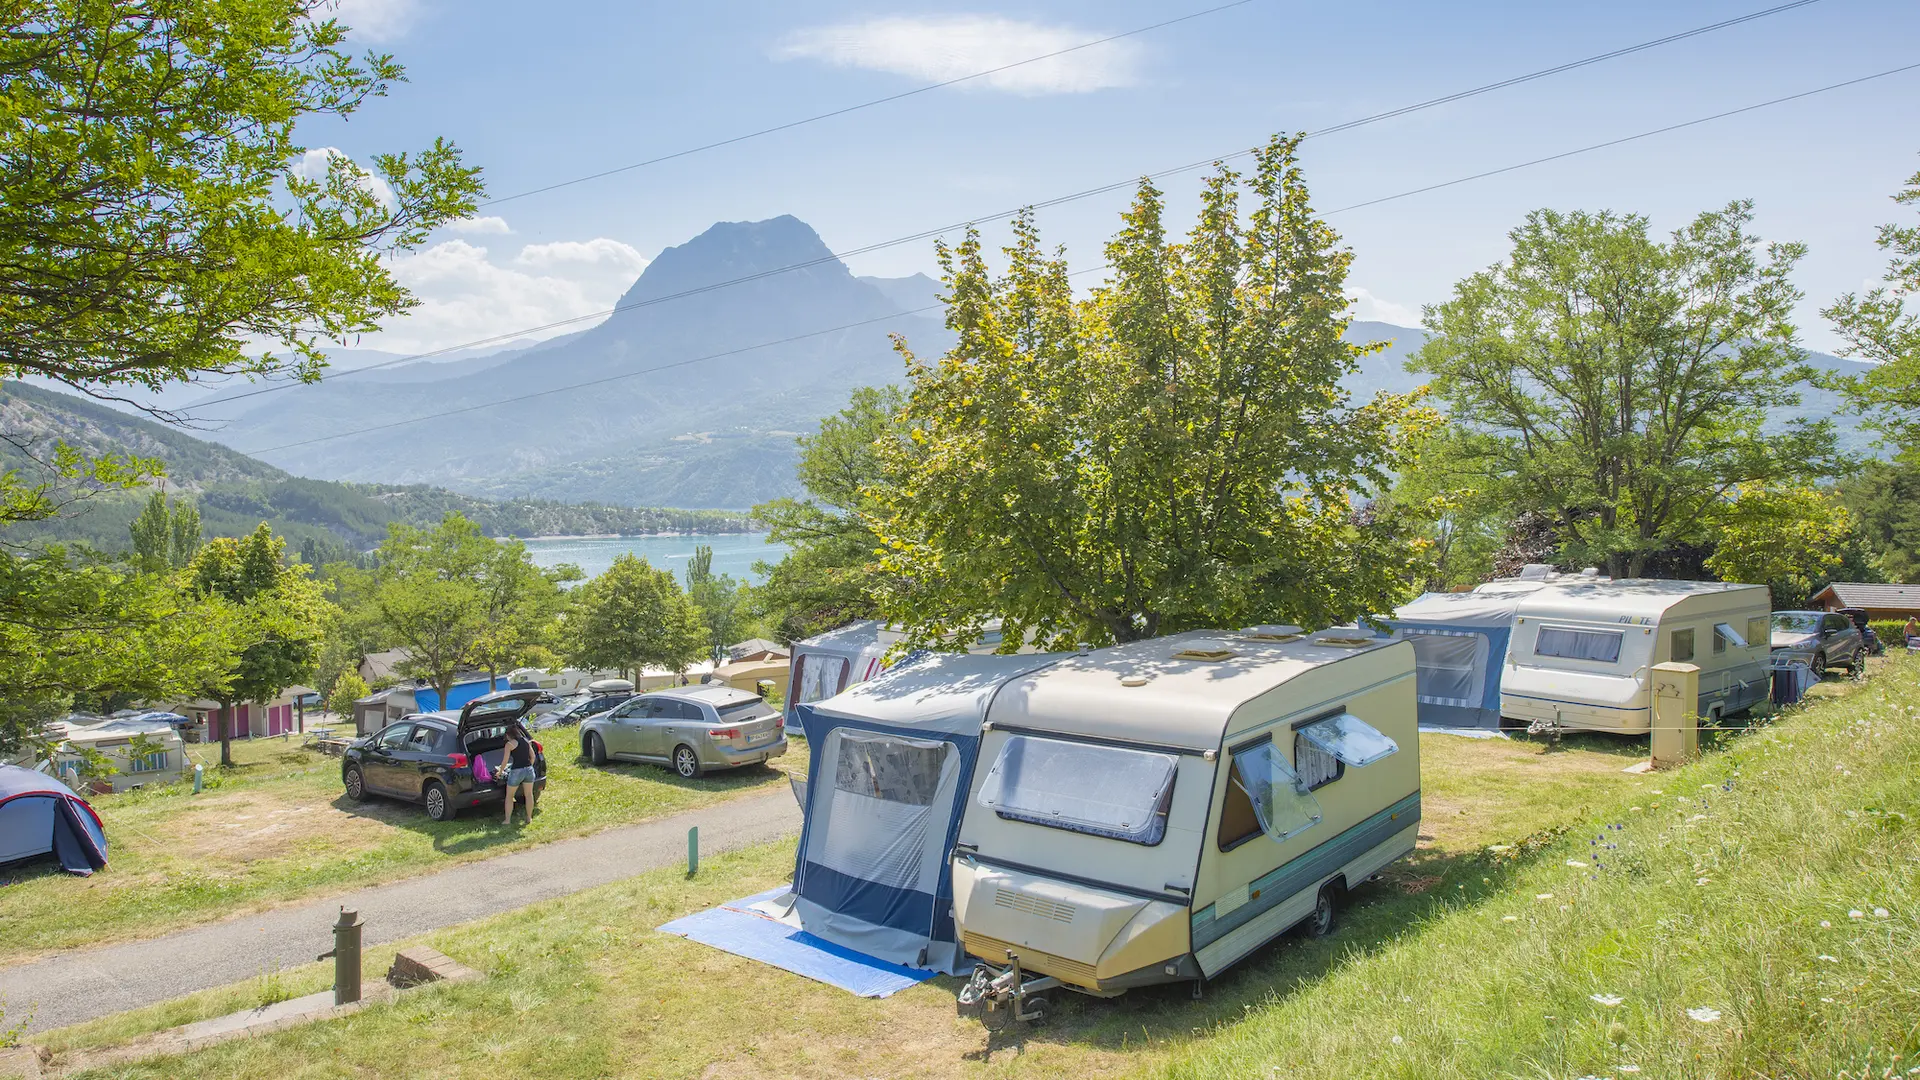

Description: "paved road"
1 791 800 1034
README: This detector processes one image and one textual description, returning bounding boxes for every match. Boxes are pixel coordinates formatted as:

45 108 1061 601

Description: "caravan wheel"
1302 883 1339 938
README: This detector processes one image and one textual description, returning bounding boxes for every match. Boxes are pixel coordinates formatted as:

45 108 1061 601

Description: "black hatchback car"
342 689 547 822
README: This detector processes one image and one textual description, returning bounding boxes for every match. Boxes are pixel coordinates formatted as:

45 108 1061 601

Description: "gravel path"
1 790 799 1034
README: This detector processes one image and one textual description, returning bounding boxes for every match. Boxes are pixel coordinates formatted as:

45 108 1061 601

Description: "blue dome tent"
0 764 109 875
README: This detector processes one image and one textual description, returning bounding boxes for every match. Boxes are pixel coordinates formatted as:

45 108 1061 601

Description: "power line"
1322 61 1920 216
248 59 1917 457
482 0 1265 207
193 0 1825 412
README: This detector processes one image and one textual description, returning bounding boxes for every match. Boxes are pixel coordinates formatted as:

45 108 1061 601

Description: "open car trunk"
458 690 548 788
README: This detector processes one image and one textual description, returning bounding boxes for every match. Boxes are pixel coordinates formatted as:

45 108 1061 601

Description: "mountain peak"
610 213 894 325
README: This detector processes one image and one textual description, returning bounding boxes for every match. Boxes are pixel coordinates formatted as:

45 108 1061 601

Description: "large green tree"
128 491 202 573
1827 158 1920 457
566 554 704 681
1703 485 1856 607
685 545 746 664
187 524 328 766
873 135 1434 648
0 0 481 402
751 386 902 643
1412 202 1837 578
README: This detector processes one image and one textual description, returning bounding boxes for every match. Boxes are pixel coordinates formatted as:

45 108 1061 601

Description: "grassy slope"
36 663 1916 1078
0 736 793 962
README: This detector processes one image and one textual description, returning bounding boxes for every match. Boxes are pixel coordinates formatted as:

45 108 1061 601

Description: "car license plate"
749 731 775 746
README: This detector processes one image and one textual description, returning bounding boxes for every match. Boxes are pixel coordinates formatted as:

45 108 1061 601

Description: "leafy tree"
0 0 482 404
325 670 368 722
685 544 746 663
1703 485 1855 607
751 387 901 642
872 136 1434 648
129 492 202 572
566 554 704 681
369 516 492 708
1836 461 1920 582
466 541 577 684
1827 158 1920 457
186 524 329 766
1412 202 1837 578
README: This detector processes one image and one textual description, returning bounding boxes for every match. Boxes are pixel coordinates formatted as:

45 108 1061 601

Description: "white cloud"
1345 287 1421 328
776 15 1141 95
290 146 396 207
364 237 649 355
446 215 513 236
326 0 420 43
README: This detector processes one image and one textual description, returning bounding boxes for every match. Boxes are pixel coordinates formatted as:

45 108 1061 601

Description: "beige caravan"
952 629 1419 1021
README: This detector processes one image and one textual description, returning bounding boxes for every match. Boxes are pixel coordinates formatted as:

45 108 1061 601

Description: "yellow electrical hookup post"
1650 662 1701 770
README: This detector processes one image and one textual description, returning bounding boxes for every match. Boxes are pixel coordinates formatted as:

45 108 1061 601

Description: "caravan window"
834 733 947 806
1670 628 1695 663
1292 734 1340 790
794 654 850 704
1748 616 1769 645
1402 631 1480 706
1297 713 1399 767
1217 739 1322 850
976 736 1177 846
1714 622 1748 654
1536 626 1624 664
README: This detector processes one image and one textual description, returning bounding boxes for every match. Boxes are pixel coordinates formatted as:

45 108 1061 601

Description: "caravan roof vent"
1240 624 1305 642
1311 635 1377 649
1171 646 1238 662
1517 563 1554 581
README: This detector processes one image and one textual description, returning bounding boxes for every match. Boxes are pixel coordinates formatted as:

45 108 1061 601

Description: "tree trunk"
437 671 456 712
217 699 233 768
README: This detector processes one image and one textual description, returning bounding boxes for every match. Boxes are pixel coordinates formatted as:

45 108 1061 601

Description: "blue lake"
519 533 788 583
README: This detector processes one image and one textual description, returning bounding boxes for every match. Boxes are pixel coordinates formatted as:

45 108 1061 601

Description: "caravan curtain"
1535 626 1624 663
795 654 850 704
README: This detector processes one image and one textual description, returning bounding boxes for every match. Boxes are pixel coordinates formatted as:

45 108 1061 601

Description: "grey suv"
1770 611 1865 677
578 685 786 778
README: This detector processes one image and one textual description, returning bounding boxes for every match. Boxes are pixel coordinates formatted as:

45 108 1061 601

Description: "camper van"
1500 580 1770 733
950 629 1419 1018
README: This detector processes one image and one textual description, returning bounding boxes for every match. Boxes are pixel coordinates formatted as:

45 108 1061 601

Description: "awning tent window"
1535 626 1624 664
1401 630 1482 706
976 736 1177 846
1227 741 1321 843
1297 713 1399 768
795 654 850 704
834 732 947 806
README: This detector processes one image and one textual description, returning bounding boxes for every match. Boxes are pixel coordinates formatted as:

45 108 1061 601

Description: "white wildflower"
1391 1034 1403 1045
1536 893 1554 901
1567 859 1589 868
1686 1006 1723 1023
1590 993 1624 1007
1818 955 1839 963
1873 907 1890 918
1819 920 1831 928
1849 909 1865 919
1502 915 1518 923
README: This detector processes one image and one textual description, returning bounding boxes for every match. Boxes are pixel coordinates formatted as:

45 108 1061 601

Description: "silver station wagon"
578 685 786 778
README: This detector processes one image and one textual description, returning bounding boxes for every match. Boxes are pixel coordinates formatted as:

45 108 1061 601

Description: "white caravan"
786 620 1023 738
951 628 1418 1020
1500 579 1770 733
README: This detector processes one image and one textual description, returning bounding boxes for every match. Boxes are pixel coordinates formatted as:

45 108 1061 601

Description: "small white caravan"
950 628 1418 1017
1500 579 1770 733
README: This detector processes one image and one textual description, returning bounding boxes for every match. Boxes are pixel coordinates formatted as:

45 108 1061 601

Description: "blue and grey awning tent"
788 651 1064 973
1380 589 1532 730
0 764 108 875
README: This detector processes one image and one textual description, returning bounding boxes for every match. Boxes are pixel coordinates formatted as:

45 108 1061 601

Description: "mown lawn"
0 730 796 962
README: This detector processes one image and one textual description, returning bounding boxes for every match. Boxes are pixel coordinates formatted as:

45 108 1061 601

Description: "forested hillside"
0 381 752 554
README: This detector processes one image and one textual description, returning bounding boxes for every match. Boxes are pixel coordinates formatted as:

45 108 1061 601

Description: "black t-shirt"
507 728 533 769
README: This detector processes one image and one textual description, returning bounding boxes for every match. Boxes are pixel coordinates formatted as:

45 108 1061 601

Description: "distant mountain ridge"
182 215 951 508
42 212 1879 512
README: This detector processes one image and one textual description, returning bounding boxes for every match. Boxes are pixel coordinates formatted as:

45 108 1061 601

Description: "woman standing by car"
502 723 539 825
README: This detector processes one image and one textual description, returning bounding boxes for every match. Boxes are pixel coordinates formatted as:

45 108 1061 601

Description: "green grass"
0 733 793 961
35 664 1916 1078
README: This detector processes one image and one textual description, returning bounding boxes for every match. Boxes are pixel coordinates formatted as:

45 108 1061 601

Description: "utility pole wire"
246 58 1918 457
193 0 1825 411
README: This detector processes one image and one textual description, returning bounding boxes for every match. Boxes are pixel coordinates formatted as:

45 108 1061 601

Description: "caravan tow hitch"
957 950 1060 1026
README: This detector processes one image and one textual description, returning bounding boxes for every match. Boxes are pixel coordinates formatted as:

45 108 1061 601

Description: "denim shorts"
505 765 539 787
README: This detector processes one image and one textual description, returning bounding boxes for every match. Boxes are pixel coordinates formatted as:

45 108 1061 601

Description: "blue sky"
312 0 1920 355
